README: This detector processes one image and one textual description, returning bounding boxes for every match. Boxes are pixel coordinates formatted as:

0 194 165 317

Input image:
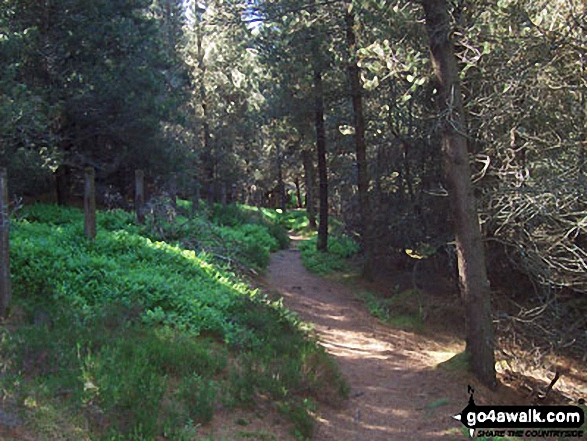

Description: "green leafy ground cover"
0 203 347 440
242 208 310 234
291 224 427 333
355 288 425 332
297 235 360 276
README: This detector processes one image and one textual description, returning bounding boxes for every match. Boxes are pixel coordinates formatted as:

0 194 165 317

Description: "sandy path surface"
265 244 470 440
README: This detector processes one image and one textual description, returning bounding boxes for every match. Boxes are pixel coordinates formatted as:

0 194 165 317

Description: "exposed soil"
262 237 476 440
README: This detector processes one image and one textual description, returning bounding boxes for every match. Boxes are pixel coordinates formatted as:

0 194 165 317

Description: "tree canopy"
2 0 586 385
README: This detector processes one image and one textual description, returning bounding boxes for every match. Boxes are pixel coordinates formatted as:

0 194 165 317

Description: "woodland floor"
250 235 586 441
263 236 472 440
5 232 583 440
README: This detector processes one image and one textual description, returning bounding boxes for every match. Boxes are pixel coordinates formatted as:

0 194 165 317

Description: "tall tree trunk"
402 142 416 205
294 178 303 209
192 181 200 214
0 168 12 318
135 169 145 224
578 82 586 198
276 143 286 211
84 167 97 241
314 67 329 252
231 184 237 204
169 173 178 209
208 183 215 205
55 165 70 206
194 4 213 201
165 0 174 55
302 149 317 229
220 182 227 206
422 0 496 388
345 6 374 280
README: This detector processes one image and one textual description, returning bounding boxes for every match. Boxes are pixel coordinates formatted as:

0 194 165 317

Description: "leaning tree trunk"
422 0 497 388
345 6 374 280
314 67 329 252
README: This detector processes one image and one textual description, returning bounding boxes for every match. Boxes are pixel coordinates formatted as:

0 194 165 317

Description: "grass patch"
237 429 277 440
356 288 425 332
276 209 312 233
241 206 312 236
437 351 470 372
2 203 347 439
298 235 360 275
423 398 451 413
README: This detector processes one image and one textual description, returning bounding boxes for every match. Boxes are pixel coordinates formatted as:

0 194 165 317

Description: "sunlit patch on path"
266 243 468 440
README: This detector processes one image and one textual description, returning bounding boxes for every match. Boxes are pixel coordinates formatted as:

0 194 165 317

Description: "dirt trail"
265 240 470 440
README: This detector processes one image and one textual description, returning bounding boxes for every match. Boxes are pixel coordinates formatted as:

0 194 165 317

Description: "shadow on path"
264 244 470 440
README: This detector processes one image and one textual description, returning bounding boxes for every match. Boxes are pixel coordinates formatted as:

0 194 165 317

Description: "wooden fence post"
84 167 96 240
220 182 227 206
192 181 200 214
207 183 215 205
135 169 145 224
231 184 237 204
169 173 177 209
0 168 11 318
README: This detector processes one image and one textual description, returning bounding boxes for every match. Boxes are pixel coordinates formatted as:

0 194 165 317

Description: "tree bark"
208 183 215 205
55 165 70 206
345 7 374 280
294 178 303 208
220 182 227 206
302 149 317 229
422 0 496 388
192 181 200 214
578 84 586 198
135 169 145 224
231 184 237 204
0 168 11 318
194 4 214 201
314 67 329 252
276 142 287 211
169 173 178 209
84 167 97 241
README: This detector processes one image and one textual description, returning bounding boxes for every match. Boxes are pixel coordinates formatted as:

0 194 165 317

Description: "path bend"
265 245 467 440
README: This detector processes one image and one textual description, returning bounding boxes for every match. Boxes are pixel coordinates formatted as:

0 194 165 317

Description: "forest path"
264 236 469 440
